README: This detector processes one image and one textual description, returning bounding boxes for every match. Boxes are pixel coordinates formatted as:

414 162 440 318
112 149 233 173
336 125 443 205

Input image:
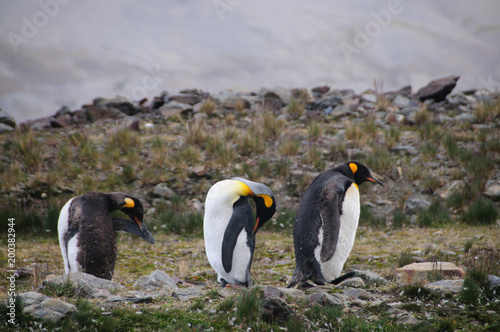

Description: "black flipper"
112 217 155 244
221 197 253 274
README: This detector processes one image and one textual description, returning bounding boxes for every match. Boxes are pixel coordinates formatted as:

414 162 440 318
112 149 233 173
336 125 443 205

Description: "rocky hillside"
0 75 499 330
0 75 498 225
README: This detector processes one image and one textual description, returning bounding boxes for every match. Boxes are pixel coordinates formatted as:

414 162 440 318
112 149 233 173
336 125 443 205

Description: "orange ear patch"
124 197 135 208
257 194 274 208
349 163 358 174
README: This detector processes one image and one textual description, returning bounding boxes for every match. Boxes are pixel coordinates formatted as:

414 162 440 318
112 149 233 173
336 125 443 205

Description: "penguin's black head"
232 177 276 235
344 161 383 187
120 196 145 226
109 193 155 244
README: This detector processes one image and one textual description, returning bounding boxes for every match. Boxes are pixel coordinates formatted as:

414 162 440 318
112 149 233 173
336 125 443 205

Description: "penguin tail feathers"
330 271 356 285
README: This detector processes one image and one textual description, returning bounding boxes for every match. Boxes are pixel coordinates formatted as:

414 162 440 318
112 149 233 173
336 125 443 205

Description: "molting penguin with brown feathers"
57 192 155 280
288 162 383 288
204 177 276 287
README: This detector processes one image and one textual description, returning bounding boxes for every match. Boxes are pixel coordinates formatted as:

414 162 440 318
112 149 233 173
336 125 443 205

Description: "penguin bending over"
58 192 155 280
288 162 383 288
204 178 276 287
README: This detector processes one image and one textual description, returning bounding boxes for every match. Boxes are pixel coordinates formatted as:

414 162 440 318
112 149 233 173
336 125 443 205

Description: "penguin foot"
330 271 356 285
220 278 228 288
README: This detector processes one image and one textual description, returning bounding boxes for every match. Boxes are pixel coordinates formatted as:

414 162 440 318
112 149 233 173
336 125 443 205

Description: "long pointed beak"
366 177 384 186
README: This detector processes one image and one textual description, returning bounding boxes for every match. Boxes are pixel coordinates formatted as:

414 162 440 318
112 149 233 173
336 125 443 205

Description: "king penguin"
204 177 276 287
288 161 383 288
57 192 155 280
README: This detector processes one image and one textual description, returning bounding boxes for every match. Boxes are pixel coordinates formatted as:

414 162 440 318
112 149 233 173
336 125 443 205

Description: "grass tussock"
417 199 451 228
287 98 305 119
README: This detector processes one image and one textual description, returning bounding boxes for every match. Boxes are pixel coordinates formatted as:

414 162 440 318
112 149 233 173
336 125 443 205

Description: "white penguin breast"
203 182 251 284
57 197 74 274
321 184 360 281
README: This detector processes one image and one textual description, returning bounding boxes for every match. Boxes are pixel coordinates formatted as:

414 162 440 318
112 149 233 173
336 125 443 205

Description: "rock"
339 277 365 288
119 116 141 131
159 101 193 112
166 94 202 106
278 287 305 298
84 106 126 122
217 95 250 110
171 287 204 301
488 275 500 288
190 165 211 178
361 93 377 103
93 97 142 116
395 262 465 284
395 311 420 325
416 75 460 102
308 96 343 111
311 85 330 96
391 145 418 156
179 88 209 98
151 91 169 109
392 95 412 108
353 270 387 284
328 104 352 117
107 294 154 303
51 113 72 127
18 292 76 322
153 183 176 198
397 106 420 124
258 87 292 107
342 288 373 300
484 181 500 200
0 123 15 133
385 112 405 125
453 113 476 124
261 297 291 323
0 109 16 128
426 279 464 294
405 195 431 215
43 272 125 297
437 180 465 200
263 286 286 300
309 292 346 307
55 105 71 117
18 291 47 307
133 269 178 291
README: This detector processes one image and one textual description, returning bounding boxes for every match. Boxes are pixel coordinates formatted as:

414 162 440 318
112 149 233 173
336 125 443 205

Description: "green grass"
360 205 385 228
235 287 263 326
420 142 438 158
392 208 409 229
287 98 305 118
266 208 295 233
39 279 77 298
461 198 499 225
417 199 451 227
157 210 204 236
398 250 417 267
0 205 60 236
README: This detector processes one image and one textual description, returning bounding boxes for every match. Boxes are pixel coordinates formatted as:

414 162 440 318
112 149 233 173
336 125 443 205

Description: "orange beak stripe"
134 216 142 229
252 217 260 236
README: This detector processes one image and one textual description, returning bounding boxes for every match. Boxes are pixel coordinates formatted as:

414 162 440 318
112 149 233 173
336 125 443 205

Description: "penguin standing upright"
204 177 276 287
288 162 383 288
57 192 155 280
